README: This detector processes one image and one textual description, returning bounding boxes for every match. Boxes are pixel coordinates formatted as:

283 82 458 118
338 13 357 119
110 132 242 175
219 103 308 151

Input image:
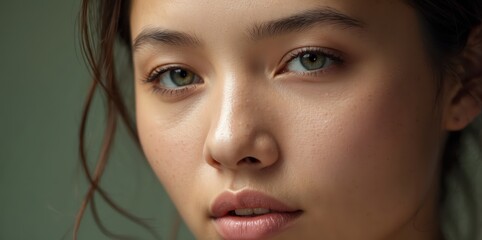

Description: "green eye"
169 68 196 86
285 50 339 73
300 52 326 70
151 67 201 88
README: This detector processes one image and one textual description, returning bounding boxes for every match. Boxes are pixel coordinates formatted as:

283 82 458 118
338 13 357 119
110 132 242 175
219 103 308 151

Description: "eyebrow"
248 7 364 40
132 7 364 51
133 28 202 51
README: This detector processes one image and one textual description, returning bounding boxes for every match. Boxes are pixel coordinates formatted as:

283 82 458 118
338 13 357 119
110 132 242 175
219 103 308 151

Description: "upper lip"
210 190 301 218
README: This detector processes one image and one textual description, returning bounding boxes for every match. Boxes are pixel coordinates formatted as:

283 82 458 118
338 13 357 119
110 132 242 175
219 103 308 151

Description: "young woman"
76 0 482 239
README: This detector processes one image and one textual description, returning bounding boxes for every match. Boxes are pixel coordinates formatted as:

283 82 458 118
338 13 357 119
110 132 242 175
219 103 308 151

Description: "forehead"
129 0 414 42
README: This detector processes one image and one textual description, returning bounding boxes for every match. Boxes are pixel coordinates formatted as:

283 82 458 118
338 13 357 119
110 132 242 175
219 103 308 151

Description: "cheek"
279 66 443 235
135 93 203 206
135 93 220 237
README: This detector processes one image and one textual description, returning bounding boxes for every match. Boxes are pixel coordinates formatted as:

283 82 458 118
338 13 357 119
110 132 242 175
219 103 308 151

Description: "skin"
129 0 481 239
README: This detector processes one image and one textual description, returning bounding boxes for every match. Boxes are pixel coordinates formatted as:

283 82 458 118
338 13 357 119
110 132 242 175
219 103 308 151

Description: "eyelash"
142 47 345 97
280 47 344 76
142 65 200 96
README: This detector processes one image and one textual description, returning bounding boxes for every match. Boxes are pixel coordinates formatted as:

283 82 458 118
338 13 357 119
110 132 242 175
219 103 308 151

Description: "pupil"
178 70 187 78
307 54 317 62
170 69 194 86
300 52 325 70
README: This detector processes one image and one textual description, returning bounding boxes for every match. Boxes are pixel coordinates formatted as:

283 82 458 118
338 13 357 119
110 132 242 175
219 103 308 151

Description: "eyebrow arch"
133 28 202 51
248 7 364 40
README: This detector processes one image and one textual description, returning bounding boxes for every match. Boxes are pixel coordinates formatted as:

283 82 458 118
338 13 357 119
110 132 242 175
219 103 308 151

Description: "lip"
210 190 302 240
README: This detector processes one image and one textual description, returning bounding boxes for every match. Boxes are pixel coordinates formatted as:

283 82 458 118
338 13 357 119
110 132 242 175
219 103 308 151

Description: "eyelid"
276 46 345 74
141 64 204 99
142 64 199 84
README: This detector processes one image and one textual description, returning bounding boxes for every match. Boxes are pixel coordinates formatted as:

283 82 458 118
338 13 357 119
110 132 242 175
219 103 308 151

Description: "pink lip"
210 190 302 240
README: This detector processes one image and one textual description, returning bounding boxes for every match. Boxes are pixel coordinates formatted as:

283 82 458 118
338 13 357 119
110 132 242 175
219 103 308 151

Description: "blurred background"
0 1 481 240
0 1 193 239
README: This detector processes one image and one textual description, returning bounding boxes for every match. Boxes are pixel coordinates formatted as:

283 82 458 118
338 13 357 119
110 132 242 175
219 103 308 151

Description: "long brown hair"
75 0 161 239
75 0 482 239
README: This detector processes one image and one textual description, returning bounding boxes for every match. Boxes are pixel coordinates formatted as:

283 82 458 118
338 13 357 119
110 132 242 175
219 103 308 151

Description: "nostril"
208 158 222 168
239 157 260 165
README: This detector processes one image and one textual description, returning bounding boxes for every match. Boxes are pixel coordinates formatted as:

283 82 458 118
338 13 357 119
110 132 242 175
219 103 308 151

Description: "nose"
203 76 280 171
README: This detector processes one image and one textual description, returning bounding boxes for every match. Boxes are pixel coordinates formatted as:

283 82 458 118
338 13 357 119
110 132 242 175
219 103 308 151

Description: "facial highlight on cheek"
132 0 447 239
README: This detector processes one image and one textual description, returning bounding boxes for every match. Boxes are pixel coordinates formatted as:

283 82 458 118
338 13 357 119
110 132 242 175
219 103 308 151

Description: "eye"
284 48 342 74
144 65 203 87
142 66 203 97
154 67 201 88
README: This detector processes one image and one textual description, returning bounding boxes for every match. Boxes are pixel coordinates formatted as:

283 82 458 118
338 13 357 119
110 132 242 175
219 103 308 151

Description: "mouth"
227 208 271 216
210 190 303 240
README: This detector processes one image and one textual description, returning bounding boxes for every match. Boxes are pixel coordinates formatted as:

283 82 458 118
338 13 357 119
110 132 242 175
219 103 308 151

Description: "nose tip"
204 131 280 171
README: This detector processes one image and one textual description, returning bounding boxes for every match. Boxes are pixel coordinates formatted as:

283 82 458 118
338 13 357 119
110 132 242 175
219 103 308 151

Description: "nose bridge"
218 75 253 142
210 73 256 159
204 72 279 170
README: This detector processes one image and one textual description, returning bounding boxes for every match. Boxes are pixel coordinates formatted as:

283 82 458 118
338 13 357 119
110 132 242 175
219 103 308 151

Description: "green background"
0 1 193 239
0 1 481 240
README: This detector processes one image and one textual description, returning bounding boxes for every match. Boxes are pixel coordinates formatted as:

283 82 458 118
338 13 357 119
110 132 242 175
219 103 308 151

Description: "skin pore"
129 0 479 239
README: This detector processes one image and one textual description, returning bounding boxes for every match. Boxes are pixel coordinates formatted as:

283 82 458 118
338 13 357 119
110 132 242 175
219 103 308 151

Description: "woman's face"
131 0 451 239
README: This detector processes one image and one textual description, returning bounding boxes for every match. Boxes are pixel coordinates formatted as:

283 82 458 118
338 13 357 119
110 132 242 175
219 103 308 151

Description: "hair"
75 0 482 239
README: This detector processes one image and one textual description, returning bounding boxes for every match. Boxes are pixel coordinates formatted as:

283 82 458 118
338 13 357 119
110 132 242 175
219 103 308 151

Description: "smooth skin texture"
130 0 481 239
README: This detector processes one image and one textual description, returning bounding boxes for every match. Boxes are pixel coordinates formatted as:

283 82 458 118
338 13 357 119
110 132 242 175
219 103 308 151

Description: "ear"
444 24 482 131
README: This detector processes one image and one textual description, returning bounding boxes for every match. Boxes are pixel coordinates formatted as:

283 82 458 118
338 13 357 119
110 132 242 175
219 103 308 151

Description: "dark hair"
408 0 481 61
75 0 482 239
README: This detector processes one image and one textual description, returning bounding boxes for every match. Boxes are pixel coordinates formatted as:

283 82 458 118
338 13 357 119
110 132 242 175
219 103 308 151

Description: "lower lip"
212 211 301 240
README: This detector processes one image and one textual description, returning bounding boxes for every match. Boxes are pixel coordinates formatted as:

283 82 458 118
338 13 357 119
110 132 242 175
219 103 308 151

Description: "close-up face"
131 0 456 239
